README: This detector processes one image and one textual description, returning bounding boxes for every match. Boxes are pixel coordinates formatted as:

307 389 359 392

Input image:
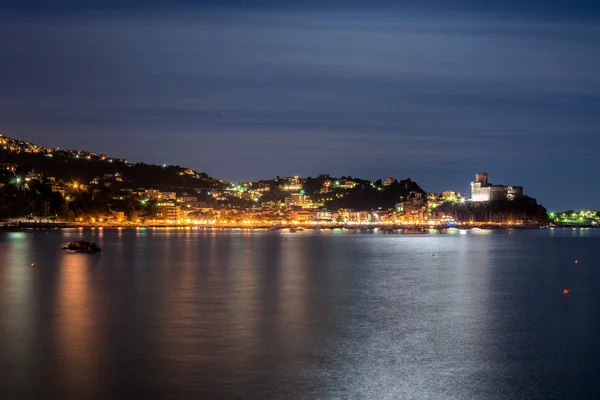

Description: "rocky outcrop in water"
62 241 101 253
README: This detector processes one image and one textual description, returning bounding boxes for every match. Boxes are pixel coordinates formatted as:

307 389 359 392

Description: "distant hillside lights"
0 133 549 226
337 179 357 189
281 176 304 191
0 163 17 172
470 173 523 202
144 189 176 200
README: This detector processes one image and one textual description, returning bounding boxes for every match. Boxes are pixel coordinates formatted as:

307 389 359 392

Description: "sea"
1 227 599 399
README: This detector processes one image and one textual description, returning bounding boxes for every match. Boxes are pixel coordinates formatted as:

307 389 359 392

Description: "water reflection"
0 232 34 397
53 253 101 398
1 229 600 399
277 237 308 351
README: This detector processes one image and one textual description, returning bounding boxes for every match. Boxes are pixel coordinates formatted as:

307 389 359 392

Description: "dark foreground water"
1 228 600 399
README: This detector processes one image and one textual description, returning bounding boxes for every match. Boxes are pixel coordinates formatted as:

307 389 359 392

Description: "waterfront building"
285 193 313 209
290 209 312 221
399 191 428 223
335 210 373 224
470 173 524 202
156 201 181 221
315 210 333 221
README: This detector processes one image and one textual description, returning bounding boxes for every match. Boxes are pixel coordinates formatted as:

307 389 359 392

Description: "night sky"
1 1 599 210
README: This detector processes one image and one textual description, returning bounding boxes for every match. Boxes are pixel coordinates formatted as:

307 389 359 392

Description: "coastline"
0 221 575 231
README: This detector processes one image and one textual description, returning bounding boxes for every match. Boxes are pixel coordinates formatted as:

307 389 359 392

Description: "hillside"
0 134 225 191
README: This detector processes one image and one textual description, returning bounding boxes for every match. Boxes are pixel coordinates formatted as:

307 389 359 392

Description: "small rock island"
62 241 101 253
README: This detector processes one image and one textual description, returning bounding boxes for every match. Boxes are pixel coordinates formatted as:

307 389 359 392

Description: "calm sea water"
1 228 600 399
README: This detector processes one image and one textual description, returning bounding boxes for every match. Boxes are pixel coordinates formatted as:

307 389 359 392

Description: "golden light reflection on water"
54 253 100 398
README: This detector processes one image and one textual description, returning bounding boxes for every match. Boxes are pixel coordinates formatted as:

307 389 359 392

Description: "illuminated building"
145 189 160 199
285 193 313 209
470 173 524 202
159 192 177 201
338 179 356 189
319 180 333 194
441 191 461 202
282 176 304 191
177 194 198 203
314 210 333 221
290 210 312 221
399 191 428 223
255 184 271 193
335 210 373 223
384 177 395 186
156 201 181 221
51 186 68 197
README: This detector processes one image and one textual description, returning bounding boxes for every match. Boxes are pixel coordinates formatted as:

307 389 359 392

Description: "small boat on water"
402 227 426 234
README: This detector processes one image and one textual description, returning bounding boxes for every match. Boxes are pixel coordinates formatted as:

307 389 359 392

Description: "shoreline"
0 221 588 231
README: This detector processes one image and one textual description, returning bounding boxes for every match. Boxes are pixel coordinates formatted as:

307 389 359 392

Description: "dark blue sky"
1 0 599 209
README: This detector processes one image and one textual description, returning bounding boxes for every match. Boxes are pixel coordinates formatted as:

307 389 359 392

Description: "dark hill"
0 136 224 191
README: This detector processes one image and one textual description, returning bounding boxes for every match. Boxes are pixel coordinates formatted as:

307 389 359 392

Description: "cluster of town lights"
58 218 525 227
